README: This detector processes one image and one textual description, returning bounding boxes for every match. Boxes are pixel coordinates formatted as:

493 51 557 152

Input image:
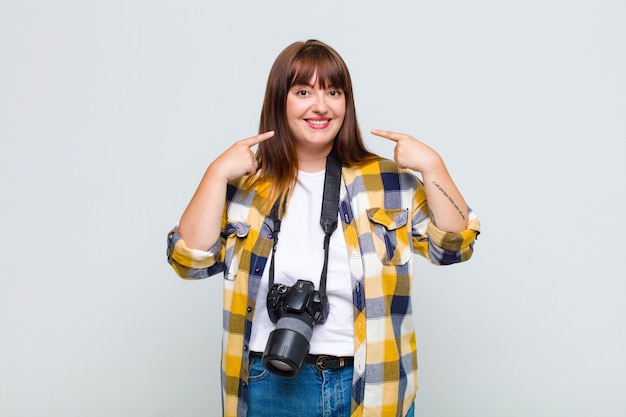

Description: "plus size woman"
167 39 481 417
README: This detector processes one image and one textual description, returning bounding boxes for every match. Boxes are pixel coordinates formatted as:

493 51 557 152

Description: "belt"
304 353 354 371
250 352 354 372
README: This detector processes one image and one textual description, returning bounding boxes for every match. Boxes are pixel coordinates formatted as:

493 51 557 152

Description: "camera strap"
268 151 342 298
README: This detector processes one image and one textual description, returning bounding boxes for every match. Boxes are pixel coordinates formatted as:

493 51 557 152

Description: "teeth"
307 119 329 125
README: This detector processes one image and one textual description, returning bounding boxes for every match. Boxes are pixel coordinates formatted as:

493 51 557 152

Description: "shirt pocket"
366 208 411 266
223 221 251 281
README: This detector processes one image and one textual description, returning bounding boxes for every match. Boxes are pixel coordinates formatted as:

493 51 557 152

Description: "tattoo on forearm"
431 181 466 221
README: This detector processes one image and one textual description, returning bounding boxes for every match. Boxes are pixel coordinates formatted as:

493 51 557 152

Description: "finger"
241 130 275 147
244 159 259 176
370 129 402 142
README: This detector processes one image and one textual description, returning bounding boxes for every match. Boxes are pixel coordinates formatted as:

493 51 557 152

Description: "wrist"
205 161 231 183
417 153 445 177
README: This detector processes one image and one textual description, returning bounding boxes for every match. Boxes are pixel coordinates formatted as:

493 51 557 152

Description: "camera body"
262 280 330 378
266 280 329 325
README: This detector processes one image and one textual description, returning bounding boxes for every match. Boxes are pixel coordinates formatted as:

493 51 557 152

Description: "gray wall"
2 0 625 416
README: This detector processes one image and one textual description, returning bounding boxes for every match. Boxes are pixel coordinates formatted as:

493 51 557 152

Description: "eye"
329 89 343 97
292 88 311 98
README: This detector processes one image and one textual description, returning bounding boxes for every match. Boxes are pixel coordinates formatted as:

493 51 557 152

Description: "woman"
167 39 480 417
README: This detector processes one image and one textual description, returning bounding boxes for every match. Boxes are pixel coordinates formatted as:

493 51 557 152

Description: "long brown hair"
246 39 377 213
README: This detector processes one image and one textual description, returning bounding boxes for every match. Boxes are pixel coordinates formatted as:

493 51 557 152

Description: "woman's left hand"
371 128 469 232
370 129 443 174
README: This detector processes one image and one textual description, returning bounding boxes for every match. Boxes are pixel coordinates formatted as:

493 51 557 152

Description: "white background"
2 1 625 416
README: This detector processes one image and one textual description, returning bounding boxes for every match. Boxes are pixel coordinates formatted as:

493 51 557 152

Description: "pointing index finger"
371 129 400 142
243 131 275 147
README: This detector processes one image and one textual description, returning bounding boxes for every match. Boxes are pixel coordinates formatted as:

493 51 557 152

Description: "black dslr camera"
262 280 330 378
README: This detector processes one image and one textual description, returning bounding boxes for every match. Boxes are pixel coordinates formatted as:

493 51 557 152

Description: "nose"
312 91 328 113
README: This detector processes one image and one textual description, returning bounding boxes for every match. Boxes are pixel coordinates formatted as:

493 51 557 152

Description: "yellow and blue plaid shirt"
167 158 480 417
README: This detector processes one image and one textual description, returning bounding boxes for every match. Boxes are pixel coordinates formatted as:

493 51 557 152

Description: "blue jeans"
247 354 415 417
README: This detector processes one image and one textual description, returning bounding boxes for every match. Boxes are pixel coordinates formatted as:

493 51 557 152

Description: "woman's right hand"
178 131 275 250
208 131 275 181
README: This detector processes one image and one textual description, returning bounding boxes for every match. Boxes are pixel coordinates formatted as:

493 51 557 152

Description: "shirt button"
247 306 253 313
242 382 248 388
243 344 249 351
254 267 261 274
268 233 273 239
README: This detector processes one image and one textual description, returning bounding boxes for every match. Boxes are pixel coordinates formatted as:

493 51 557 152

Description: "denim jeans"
247 354 415 417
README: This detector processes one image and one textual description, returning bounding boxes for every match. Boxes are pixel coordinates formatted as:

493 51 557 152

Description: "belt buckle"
315 355 345 371
315 355 330 371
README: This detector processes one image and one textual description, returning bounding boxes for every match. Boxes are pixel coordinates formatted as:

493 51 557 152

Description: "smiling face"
259 40 363 175
285 76 346 167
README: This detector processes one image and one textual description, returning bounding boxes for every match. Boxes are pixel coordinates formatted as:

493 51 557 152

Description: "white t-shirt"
248 169 355 356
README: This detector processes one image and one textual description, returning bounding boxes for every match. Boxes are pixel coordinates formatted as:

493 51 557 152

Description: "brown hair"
247 39 377 212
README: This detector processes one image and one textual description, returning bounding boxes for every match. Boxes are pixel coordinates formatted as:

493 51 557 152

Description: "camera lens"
262 316 313 378
267 359 293 372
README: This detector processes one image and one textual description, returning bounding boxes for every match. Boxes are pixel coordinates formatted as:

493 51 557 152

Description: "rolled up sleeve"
166 227 225 279
413 209 481 265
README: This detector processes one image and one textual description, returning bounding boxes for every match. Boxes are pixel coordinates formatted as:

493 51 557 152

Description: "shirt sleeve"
410 177 481 265
166 227 225 279
422 209 480 264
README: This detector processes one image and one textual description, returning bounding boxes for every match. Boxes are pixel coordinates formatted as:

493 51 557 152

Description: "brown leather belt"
250 352 354 372
304 353 354 371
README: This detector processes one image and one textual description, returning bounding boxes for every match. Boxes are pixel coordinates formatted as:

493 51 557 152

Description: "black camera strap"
268 151 342 298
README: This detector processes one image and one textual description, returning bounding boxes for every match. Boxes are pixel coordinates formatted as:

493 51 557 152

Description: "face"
285 76 346 160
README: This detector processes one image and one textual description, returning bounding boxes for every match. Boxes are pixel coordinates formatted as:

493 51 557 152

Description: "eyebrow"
291 81 315 88
290 81 341 90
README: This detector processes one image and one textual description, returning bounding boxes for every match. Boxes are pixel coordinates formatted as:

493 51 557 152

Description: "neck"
298 156 327 172
297 145 332 172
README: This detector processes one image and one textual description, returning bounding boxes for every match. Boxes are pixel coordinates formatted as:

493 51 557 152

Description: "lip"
305 118 332 129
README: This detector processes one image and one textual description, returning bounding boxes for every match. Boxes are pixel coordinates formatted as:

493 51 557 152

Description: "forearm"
178 164 228 251
176 131 273 250
421 159 469 234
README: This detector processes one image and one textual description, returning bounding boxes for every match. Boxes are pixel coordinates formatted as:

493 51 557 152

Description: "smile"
305 118 331 128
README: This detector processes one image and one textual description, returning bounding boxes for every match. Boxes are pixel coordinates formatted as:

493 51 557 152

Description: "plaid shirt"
167 158 480 417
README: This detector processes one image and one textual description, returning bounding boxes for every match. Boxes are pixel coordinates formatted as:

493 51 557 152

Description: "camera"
262 280 330 378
